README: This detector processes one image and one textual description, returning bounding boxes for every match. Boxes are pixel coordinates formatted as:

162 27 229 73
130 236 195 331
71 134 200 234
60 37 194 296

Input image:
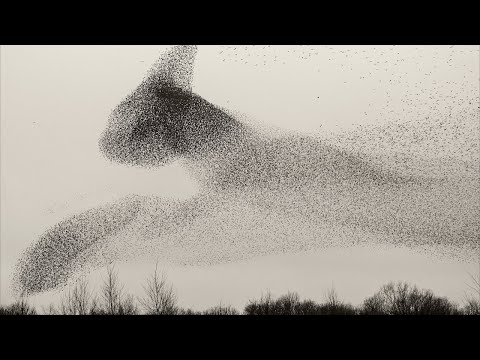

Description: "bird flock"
12 45 480 296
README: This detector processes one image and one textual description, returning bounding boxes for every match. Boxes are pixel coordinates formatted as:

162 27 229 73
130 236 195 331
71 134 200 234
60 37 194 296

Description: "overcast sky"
1 45 478 310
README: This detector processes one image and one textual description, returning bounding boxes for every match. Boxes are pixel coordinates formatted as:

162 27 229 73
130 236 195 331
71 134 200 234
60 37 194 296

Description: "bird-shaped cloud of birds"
13 45 480 296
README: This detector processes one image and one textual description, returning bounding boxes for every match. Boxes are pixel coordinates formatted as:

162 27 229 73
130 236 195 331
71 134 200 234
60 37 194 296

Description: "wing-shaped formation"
13 196 145 295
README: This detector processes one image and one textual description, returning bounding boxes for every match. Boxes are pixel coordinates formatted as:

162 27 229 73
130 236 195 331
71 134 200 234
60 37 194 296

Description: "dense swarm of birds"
13 45 480 296
99 45 246 168
12 196 144 295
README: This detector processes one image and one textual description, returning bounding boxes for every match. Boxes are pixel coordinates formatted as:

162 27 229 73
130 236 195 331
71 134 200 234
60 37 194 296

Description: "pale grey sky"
1 45 478 310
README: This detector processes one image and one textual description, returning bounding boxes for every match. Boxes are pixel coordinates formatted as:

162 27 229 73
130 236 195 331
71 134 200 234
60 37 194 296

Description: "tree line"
1 264 479 315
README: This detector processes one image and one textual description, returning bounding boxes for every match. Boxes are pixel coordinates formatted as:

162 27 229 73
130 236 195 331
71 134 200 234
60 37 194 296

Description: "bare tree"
118 294 138 315
466 260 480 301
0 292 36 315
98 264 137 314
294 299 322 315
41 303 58 315
275 292 301 315
177 308 201 315
244 289 356 315
463 261 480 315
98 264 139 315
101 264 123 314
361 282 458 315
321 286 357 315
361 293 385 315
59 277 98 315
203 303 240 315
138 263 177 315
463 297 480 315
324 286 341 307
244 291 277 315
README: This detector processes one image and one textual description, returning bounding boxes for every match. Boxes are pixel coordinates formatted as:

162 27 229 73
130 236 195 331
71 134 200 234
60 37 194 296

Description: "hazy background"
1 45 479 310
